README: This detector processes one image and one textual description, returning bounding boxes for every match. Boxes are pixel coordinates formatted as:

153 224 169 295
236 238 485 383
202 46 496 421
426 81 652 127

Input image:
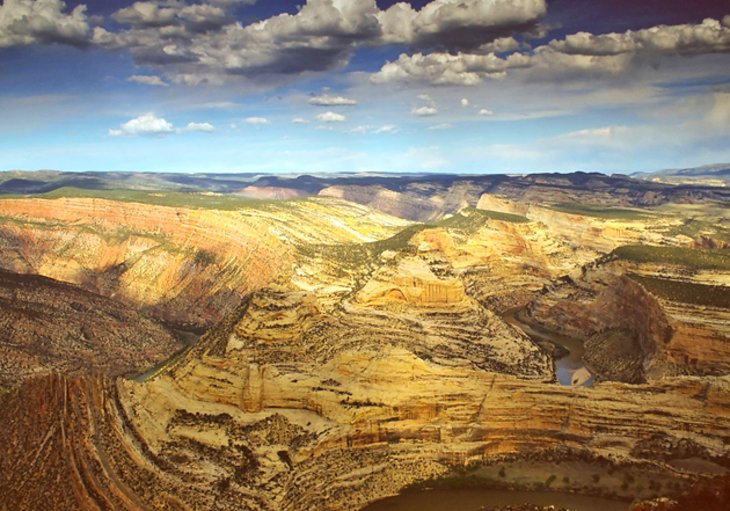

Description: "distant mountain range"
633 163 730 185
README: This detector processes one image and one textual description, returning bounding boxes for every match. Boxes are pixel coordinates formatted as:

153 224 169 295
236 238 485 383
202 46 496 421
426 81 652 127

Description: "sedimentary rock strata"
1 179 729 510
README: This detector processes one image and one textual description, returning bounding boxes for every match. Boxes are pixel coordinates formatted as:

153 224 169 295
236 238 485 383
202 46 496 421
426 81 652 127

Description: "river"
502 308 593 387
362 488 628 511
132 326 201 382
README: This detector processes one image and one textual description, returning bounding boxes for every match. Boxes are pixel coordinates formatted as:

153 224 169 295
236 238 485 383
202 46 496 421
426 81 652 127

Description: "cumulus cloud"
111 1 230 32
477 35 521 54
184 121 215 132
128 74 168 86
479 108 494 116
108 113 214 136
550 17 730 56
377 0 546 49
0 0 91 47
95 0 384 83
109 113 174 136
245 117 270 125
309 94 357 106
87 0 549 85
460 98 470 107
412 105 438 116
291 117 309 124
373 51 529 85
371 17 730 86
317 111 346 122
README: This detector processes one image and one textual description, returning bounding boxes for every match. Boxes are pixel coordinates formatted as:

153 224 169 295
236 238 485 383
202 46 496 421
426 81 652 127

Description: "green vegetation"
368 208 529 254
0 213 172 249
369 224 430 253
549 203 651 220
436 207 529 229
613 245 730 271
666 218 730 244
629 274 730 308
5 186 310 211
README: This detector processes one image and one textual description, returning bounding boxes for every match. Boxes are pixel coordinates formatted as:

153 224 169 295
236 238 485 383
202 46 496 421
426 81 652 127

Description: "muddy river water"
502 308 594 386
362 488 628 511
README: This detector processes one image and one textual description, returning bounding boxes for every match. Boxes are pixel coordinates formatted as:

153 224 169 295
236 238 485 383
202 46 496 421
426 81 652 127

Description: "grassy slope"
613 245 730 271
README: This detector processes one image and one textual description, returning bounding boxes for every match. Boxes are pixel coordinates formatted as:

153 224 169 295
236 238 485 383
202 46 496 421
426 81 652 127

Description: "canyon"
0 171 728 510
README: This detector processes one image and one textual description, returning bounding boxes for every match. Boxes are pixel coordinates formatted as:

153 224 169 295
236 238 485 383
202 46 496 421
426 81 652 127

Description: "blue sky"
1 0 729 174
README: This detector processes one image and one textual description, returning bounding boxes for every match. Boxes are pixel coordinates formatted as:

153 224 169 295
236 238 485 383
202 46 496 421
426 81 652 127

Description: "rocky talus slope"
0 270 183 391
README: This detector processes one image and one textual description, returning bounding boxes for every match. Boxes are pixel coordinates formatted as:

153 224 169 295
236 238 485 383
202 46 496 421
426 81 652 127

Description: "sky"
1 0 729 174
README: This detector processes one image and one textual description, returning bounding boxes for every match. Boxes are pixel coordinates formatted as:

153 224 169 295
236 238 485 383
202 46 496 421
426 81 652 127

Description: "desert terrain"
0 170 728 510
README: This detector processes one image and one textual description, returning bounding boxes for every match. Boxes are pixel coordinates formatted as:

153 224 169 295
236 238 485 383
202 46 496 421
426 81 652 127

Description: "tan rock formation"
0 196 409 327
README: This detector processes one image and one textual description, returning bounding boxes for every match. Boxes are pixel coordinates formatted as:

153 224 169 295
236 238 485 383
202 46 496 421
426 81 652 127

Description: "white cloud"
111 1 230 31
108 113 215 136
550 17 730 56
479 108 494 116
89 0 549 85
349 125 371 134
378 0 546 49
411 105 438 117
291 117 309 124
245 116 270 125
372 51 529 85
477 36 521 54
349 124 398 134
184 121 215 132
0 0 91 47
374 124 398 134
371 17 730 86
428 123 453 130
309 94 357 106
127 74 168 87
108 113 174 136
317 111 346 122
460 98 470 107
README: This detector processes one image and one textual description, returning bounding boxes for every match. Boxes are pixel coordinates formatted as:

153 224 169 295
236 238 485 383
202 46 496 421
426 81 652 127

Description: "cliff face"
523 257 730 382
0 197 409 328
476 194 664 254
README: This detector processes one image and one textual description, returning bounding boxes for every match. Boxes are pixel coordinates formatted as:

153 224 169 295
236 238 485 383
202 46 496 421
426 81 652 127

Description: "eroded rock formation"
1 181 729 510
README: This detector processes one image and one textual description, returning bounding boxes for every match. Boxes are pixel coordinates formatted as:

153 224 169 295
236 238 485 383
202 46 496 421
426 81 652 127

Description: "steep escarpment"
0 270 183 391
0 196 409 328
522 251 730 383
319 180 485 222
